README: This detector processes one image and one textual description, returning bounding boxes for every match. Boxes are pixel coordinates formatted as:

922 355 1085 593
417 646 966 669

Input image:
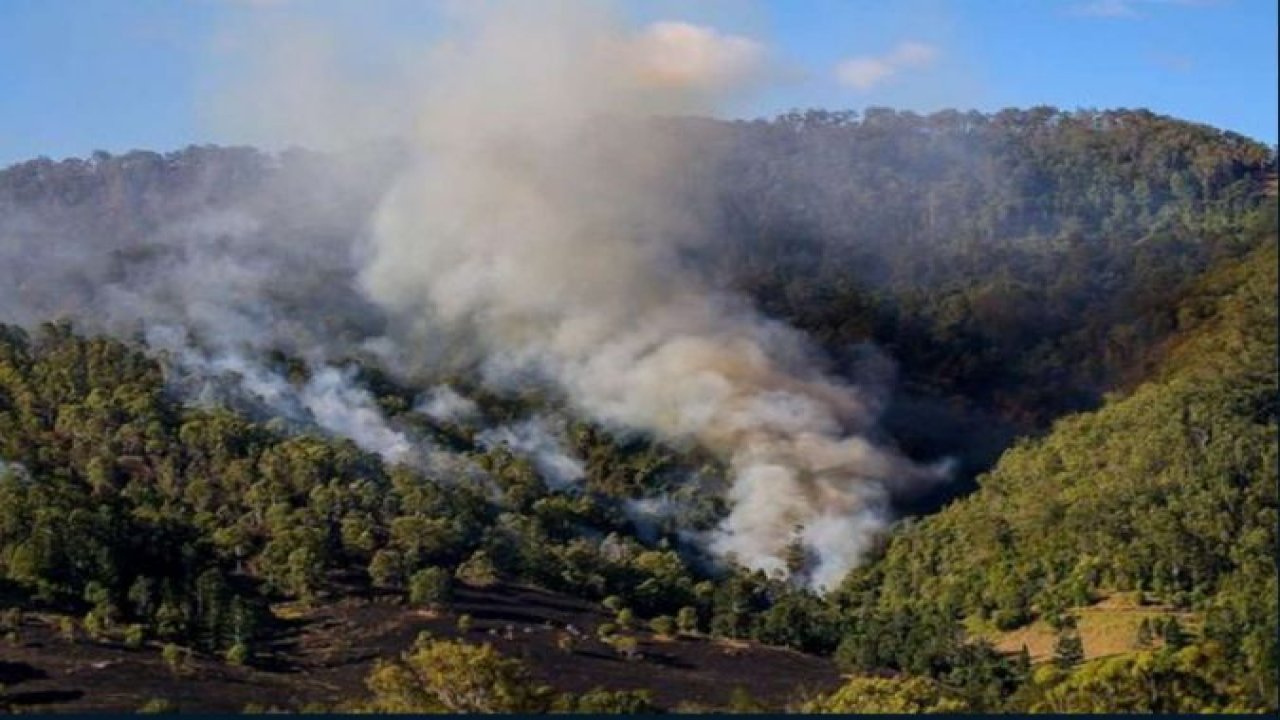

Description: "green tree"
1161 617 1189 651
225 641 250 666
649 615 675 637
615 608 634 630
1136 618 1154 648
368 549 404 589
364 633 553 713
161 643 189 675
408 567 453 608
803 676 968 713
676 606 700 635
1031 644 1254 712
1054 630 1085 669
560 688 657 714
609 634 641 661
455 550 498 588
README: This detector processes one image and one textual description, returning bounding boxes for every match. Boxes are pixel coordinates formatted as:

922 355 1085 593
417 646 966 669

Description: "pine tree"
1135 618 1154 648
1161 617 1188 650
1053 630 1085 668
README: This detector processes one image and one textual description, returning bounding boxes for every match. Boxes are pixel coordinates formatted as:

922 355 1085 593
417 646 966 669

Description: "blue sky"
0 0 1275 166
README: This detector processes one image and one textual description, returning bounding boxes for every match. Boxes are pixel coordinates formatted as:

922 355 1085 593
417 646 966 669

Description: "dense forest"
0 107 1275 712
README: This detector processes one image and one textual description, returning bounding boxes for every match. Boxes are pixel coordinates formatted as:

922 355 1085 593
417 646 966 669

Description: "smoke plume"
355 1 947 588
477 417 585 491
0 0 952 589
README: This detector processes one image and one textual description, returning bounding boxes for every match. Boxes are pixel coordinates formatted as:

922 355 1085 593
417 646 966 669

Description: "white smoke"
298 366 415 463
416 384 480 424
0 0 952 590
0 144 425 464
355 1 949 588
476 416 585 491
146 326 417 464
623 495 680 543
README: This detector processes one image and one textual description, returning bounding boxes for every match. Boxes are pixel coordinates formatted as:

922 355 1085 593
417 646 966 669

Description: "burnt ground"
0 583 841 713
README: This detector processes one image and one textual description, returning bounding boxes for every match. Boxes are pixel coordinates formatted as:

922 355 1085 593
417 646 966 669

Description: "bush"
364 634 553 712
649 615 676 637
1053 631 1085 668
615 608 634 630
609 635 641 661
138 698 177 714
162 643 189 675
368 549 405 589
58 617 77 642
124 624 146 649
455 551 499 588
804 676 968 713
225 642 250 666
676 606 700 634
408 567 453 608
563 688 657 713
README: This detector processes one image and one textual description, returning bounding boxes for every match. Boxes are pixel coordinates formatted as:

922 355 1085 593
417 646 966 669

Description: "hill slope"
0 107 1275 712
832 238 1277 710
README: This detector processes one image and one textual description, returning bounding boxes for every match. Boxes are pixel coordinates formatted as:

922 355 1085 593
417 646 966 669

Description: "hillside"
3 108 1271 486
1 584 841 713
831 238 1277 710
0 108 1275 713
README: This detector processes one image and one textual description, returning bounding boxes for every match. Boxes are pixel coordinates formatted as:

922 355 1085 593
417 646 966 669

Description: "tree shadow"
6 689 86 706
0 661 47 684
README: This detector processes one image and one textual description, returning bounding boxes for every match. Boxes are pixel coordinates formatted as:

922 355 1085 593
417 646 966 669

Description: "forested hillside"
702 108 1275 473
830 237 1277 711
0 107 1275 712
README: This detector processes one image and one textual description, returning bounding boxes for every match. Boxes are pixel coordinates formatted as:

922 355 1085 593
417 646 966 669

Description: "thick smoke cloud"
416 385 481 424
477 417 585 491
0 147 424 465
0 0 950 589
356 0 947 588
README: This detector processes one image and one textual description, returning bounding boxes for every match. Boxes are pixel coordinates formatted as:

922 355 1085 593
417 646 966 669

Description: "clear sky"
0 0 1275 166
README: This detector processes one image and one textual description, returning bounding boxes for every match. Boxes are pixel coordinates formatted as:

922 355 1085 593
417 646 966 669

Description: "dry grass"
982 595 1200 663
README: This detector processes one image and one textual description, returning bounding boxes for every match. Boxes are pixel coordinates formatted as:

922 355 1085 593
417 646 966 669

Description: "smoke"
149 328 418 464
476 416 585 491
0 0 952 589
416 384 481 424
0 147 425 464
623 495 681 544
353 0 948 588
298 366 416 463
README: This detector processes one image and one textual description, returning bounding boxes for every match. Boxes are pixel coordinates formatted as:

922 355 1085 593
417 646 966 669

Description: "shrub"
649 615 676 637
408 567 453 608
225 642 250 666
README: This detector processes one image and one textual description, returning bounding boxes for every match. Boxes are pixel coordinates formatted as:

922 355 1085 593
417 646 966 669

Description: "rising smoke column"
357 1 948 589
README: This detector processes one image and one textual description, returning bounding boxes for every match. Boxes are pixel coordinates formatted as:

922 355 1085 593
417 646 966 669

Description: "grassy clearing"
974 594 1200 663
